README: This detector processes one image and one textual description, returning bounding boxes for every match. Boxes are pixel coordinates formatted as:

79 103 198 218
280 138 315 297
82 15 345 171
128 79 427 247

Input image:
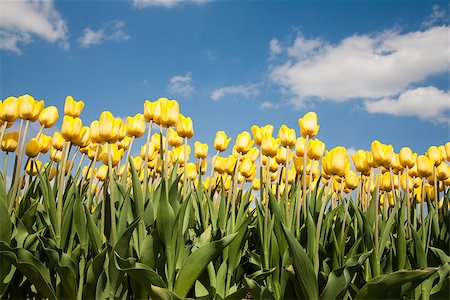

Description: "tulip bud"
345 171 358 190
380 172 392 192
89 120 100 144
278 125 296 148
45 163 57 181
176 114 194 138
400 172 413 191
445 142 450 162
64 95 84 117
18 94 36 120
144 100 156 122
399 147 416 168
185 162 197 180
118 136 131 150
251 125 273 146
416 155 433 178
307 138 325 160
214 156 226 174
25 138 41 158
61 116 83 142
252 179 261 190
235 131 253 155
38 106 59 128
261 133 279 157
1 97 19 122
436 162 450 181
50 148 62 162
295 137 306 157
352 150 370 175
214 131 231 152
426 146 443 166
224 155 237 175
167 127 183 147
25 160 42 176
38 134 52 153
97 165 108 181
298 112 320 138
322 147 348 177
371 140 393 168
1 131 19 152
52 132 65 151
126 113 146 138
275 146 289 165
194 141 208 159
73 126 90 147
99 143 124 167
239 157 255 178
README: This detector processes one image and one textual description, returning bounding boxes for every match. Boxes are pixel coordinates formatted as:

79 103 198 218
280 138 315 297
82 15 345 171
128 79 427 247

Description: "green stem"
56 141 71 247
143 121 153 201
108 143 117 245
231 152 241 232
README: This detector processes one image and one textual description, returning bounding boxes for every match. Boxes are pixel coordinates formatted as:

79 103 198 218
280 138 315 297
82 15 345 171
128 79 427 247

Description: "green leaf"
0 201 11 244
355 268 438 299
281 224 319 300
174 233 237 298
156 181 175 246
0 241 56 300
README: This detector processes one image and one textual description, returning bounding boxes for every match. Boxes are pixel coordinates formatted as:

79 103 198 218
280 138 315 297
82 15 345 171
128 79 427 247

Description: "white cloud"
78 20 130 48
0 0 68 54
269 38 282 58
132 0 209 9
167 72 194 96
211 84 260 101
259 101 279 110
364 86 450 124
423 5 448 28
269 26 450 106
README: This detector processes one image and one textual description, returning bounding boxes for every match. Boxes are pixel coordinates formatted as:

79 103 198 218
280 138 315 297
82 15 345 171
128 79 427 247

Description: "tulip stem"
143 121 152 201
284 147 290 222
420 179 425 249
56 141 71 247
264 156 271 269
36 124 45 140
231 152 241 232
405 166 410 236
183 137 188 200
108 143 117 245
302 135 310 222
207 151 220 199
123 136 135 185
0 122 7 148
87 144 100 210
3 152 8 182
433 165 438 210
374 167 381 253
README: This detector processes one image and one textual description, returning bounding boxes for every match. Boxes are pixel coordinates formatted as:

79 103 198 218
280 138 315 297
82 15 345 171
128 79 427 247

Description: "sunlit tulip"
445 142 450 162
269 158 279 173
352 150 370 175
251 125 274 146
214 131 231 152
1 131 19 152
380 193 394 208
261 133 279 157
82 166 95 180
154 98 179 128
144 100 156 122
45 163 57 181
50 148 62 162
183 162 197 180
344 170 358 190
18 94 36 120
25 138 41 158
38 134 52 153
307 139 325 160
73 126 90 147
99 111 123 143
1 97 19 122
399 147 417 168
400 172 413 191
323 147 348 177
151 133 166 152
275 146 289 165
38 106 58 128
25 160 42 176
408 164 418 177
61 116 83 142
118 136 131 150
426 146 443 166
282 167 296 184
239 157 255 178
390 154 402 174
167 127 183 147
371 140 393 168
214 156 226 174
298 112 320 138
126 113 146 138
380 172 392 192
235 131 253 155
64 95 84 117
99 144 124 167
293 156 305 174
306 160 320 178
176 114 194 139
252 179 261 190
278 125 296 148
436 162 450 181
140 142 156 161
97 165 108 181
416 155 433 178
196 159 207 174
194 141 208 159
52 132 64 151
244 148 259 163
295 137 306 157
224 155 237 175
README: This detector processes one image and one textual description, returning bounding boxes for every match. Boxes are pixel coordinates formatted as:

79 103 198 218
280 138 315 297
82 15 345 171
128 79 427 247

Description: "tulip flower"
154 97 179 128
426 146 443 166
400 172 413 191
416 155 433 178
251 124 274 146
38 134 52 153
1 131 19 152
196 159 207 174
89 120 100 144
126 113 146 138
61 116 83 142
239 157 255 178
18 94 37 120
25 160 42 176
345 170 358 190
408 164 418 177
352 150 370 175
295 137 306 157
214 156 226 174
99 144 124 167
380 172 392 192
307 139 325 160
99 111 123 143
118 136 131 150
186 162 198 180
235 131 253 155
25 138 41 158
167 127 183 147
194 141 208 159
323 146 348 177
144 100 156 122
214 131 231 152
261 133 279 157
176 114 194 139
444 142 450 162
298 112 320 138
275 146 289 165
52 132 65 151
97 165 108 181
371 140 393 168
399 147 417 168
64 95 84 117
1 97 19 122
224 155 237 175
436 162 450 181
278 125 296 148
50 148 62 162
244 147 260 162
39 106 59 128
252 179 261 190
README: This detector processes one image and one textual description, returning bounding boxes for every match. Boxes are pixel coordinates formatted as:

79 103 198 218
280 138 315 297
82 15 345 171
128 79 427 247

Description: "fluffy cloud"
132 0 209 9
0 0 68 53
79 21 130 48
364 87 450 124
211 84 260 101
269 26 449 106
259 101 279 110
167 73 194 96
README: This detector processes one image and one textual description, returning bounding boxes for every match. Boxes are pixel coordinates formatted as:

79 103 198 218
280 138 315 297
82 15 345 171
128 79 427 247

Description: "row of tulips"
0 94 449 299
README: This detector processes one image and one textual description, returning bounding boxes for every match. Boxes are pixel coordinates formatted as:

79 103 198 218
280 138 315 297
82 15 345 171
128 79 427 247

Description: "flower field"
0 95 449 299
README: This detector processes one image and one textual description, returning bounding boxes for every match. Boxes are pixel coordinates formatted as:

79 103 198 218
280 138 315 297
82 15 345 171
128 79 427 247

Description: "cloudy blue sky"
0 0 449 156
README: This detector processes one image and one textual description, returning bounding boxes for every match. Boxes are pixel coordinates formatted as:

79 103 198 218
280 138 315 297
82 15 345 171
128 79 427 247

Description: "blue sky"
1 0 449 156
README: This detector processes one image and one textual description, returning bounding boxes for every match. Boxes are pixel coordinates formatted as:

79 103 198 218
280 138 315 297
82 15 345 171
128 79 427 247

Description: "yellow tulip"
380 192 395 208
380 172 392 192
400 172 413 191
278 125 296 148
64 95 84 117
371 140 393 168
295 137 306 157
298 111 320 138
50 148 62 162
196 159 207 175
126 113 146 138
252 179 261 190
408 164 418 177
261 133 279 157
140 142 156 161
306 160 320 178
445 142 450 162
194 141 208 159
45 163 57 181
224 155 237 175
282 167 296 184
239 157 255 178
99 111 121 143
214 131 231 152
25 138 41 158
171 145 191 165
99 144 124 167
97 165 108 181
82 166 95 180
118 136 131 150
345 171 358 190
436 162 450 181
1 96 19 122
72 126 90 148
38 106 59 128
143 100 156 122
399 147 417 168
352 150 370 175
167 127 183 147
28 99 44 122
416 155 433 178
293 156 305 174
89 120 100 144
426 146 443 166
18 94 36 120
61 116 83 142
244 147 259 162
307 138 325 160
151 133 166 152
155 97 179 127
214 156 226 174
1 131 19 152
275 146 289 165
322 146 348 177
251 124 274 146
176 114 194 138
52 132 65 151
38 134 52 153
131 156 143 172
235 131 253 155
25 160 42 176
186 162 197 180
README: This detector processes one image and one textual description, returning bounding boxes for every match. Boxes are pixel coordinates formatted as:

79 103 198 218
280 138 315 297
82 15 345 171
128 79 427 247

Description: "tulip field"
1 95 449 299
